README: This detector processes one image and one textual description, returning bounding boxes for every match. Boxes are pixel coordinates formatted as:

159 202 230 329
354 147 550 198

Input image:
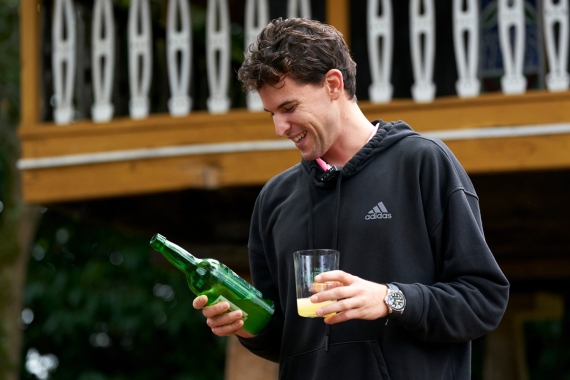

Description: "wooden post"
483 293 564 380
326 0 350 47
20 0 41 127
225 336 279 380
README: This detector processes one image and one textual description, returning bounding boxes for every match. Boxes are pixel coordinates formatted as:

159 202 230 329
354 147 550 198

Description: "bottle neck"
150 234 200 273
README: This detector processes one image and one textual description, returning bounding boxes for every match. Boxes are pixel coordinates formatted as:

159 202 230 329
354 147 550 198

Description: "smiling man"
260 74 373 167
192 18 509 380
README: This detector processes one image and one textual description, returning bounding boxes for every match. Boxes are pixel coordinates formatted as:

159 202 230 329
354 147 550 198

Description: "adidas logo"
365 201 392 220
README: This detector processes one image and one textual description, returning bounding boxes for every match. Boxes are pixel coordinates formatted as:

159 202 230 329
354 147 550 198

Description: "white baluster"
91 0 115 123
543 0 569 92
498 0 526 94
245 0 269 112
410 0 436 103
167 0 192 116
52 0 76 125
287 0 311 19
453 0 480 98
206 0 231 114
128 0 152 119
367 0 393 103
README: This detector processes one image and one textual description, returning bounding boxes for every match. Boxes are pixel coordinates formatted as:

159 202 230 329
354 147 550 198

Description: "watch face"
388 291 405 311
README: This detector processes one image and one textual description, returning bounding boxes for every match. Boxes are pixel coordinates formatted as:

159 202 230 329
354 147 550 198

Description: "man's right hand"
192 295 254 339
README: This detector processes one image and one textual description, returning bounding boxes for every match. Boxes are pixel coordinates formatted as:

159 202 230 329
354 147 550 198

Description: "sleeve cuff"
390 283 424 328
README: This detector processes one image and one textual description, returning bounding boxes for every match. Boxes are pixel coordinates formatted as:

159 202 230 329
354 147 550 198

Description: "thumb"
192 295 208 309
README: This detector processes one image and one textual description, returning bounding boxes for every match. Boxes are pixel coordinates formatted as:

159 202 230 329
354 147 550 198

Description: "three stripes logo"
365 201 392 220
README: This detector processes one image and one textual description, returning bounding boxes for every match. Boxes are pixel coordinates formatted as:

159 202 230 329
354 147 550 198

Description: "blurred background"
1 0 570 379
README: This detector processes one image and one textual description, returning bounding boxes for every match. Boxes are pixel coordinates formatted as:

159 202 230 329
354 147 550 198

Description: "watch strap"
384 283 405 320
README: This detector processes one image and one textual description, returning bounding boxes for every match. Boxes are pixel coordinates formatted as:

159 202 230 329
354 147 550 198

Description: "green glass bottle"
150 233 274 335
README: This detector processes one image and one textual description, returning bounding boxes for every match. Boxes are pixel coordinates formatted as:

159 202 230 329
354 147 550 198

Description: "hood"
302 119 419 187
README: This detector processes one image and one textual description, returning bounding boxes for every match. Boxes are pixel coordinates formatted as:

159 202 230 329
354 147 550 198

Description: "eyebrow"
264 99 297 113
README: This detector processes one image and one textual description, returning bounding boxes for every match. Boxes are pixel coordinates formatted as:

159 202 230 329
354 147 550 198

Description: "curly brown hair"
238 18 357 100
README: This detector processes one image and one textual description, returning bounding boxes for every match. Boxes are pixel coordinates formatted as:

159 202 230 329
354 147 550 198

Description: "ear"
324 69 344 100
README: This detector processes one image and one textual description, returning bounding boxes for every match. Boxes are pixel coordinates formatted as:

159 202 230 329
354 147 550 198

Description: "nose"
273 114 290 137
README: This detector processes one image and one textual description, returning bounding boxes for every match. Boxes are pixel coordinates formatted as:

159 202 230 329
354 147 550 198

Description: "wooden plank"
17 89 570 203
19 132 570 204
448 134 570 173
359 90 570 132
19 110 277 158
21 150 302 204
18 91 570 159
19 0 41 125
326 0 350 46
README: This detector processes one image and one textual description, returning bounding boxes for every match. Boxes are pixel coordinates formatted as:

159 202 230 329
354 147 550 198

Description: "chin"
300 152 318 162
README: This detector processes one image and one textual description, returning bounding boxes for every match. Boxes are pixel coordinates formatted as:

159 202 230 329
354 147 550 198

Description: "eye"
284 105 296 113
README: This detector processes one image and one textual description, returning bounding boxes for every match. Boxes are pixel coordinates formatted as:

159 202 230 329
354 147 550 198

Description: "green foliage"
21 210 226 380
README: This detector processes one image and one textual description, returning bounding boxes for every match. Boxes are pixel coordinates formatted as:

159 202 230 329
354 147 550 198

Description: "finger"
201 301 231 318
315 297 353 317
325 281 344 290
315 270 355 285
207 309 244 328
210 319 245 337
310 279 344 295
310 282 329 293
320 298 366 323
315 303 337 318
310 284 356 303
192 295 208 309
324 309 357 324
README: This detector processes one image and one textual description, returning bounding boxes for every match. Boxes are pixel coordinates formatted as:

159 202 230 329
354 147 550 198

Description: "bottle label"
228 268 263 299
213 295 248 321
214 261 263 300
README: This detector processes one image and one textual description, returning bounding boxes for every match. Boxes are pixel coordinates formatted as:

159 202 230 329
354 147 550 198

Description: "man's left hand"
310 270 390 324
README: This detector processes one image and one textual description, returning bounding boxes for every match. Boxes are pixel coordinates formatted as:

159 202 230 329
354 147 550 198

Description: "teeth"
292 131 307 143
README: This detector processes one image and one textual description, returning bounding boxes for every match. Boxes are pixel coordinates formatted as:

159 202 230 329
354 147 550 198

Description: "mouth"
291 131 307 144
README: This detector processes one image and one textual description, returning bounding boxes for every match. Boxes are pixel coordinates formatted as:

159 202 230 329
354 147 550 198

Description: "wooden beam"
18 91 570 159
326 0 350 47
359 90 570 132
21 150 302 204
19 0 41 126
17 90 570 203
448 133 570 173
19 110 277 158
19 131 570 204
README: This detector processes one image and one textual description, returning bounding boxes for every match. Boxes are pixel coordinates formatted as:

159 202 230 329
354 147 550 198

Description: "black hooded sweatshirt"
239 120 509 380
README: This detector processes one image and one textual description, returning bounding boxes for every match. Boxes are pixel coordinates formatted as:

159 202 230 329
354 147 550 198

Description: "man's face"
259 76 340 162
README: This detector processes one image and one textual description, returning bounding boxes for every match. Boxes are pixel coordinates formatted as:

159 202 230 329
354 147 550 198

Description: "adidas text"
365 213 392 220
365 201 392 220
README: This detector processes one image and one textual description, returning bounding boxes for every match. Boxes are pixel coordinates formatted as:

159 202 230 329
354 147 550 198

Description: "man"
193 18 509 379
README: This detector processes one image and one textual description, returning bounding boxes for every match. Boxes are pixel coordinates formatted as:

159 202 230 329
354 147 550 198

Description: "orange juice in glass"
293 249 339 318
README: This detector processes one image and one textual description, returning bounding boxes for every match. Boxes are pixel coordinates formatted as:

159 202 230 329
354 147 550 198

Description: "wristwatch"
384 283 405 320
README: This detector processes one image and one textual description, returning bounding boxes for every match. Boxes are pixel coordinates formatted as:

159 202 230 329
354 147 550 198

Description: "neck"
321 101 374 167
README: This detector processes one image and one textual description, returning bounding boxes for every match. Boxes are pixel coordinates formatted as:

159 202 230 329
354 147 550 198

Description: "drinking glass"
293 249 340 317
